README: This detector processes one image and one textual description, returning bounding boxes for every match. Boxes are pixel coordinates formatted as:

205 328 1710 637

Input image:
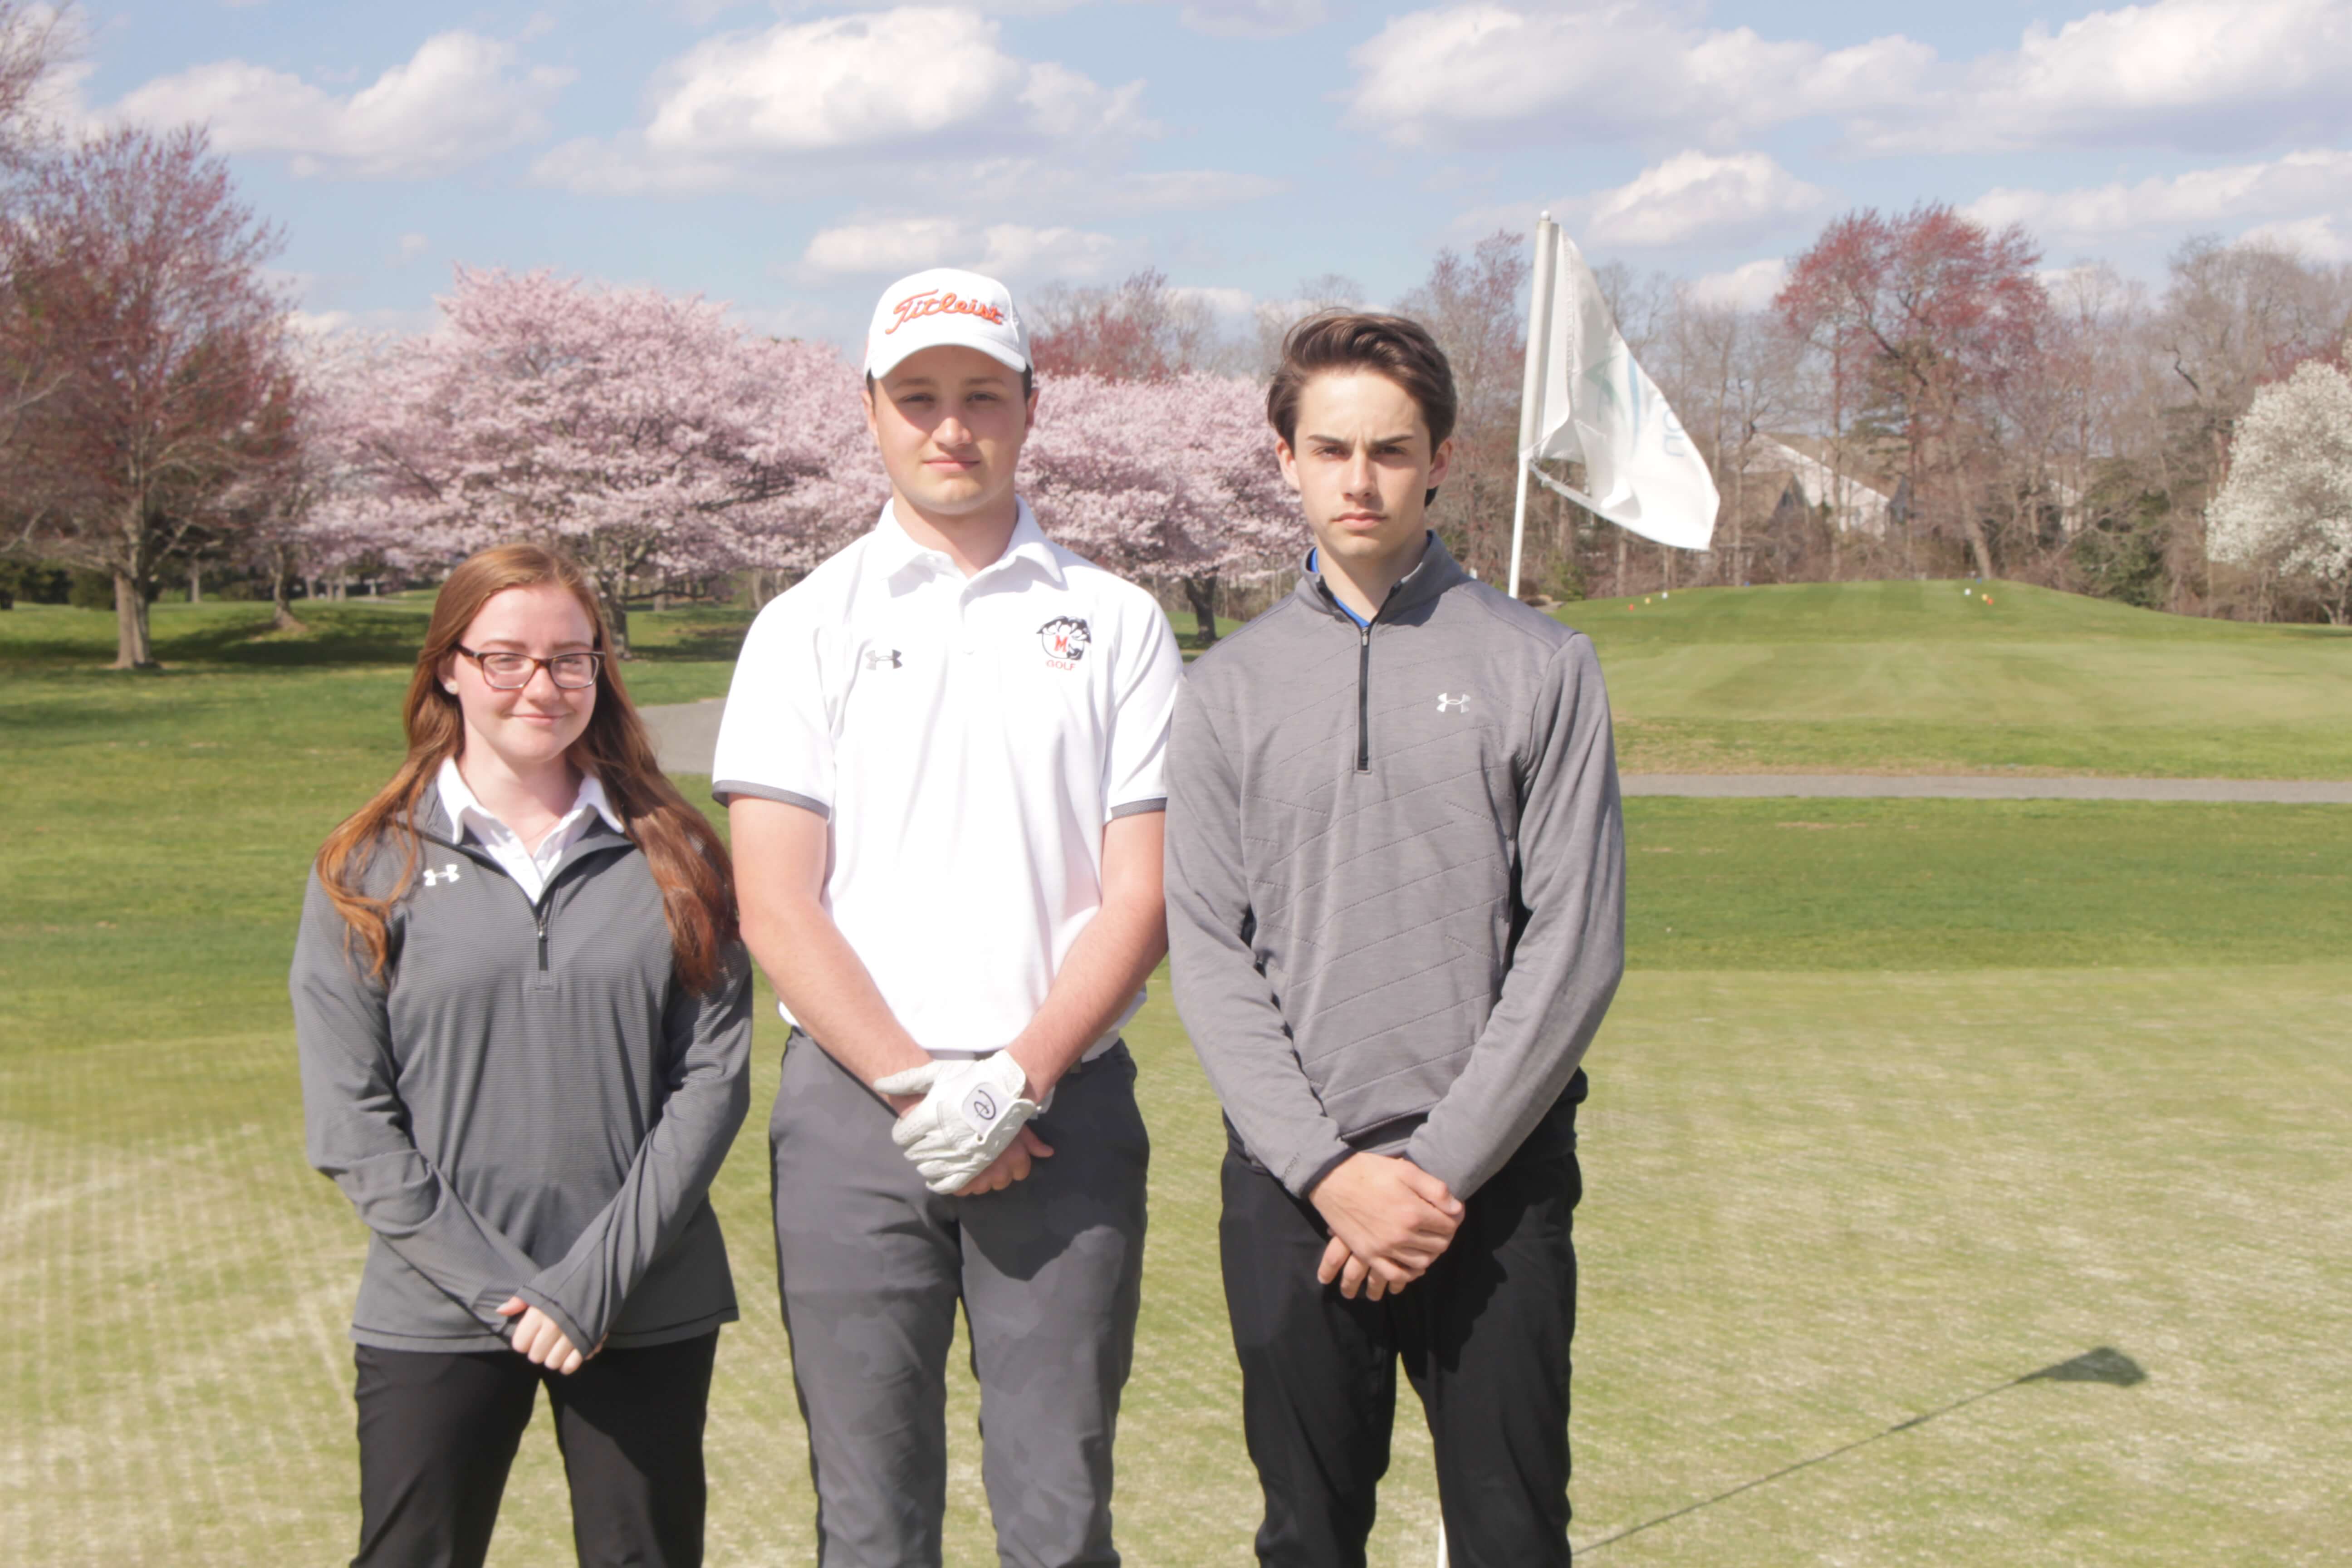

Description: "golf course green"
3 586 2347 1564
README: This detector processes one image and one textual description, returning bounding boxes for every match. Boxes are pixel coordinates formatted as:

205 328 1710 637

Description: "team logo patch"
862 647 902 670
1038 616 1092 668
1436 693 1470 713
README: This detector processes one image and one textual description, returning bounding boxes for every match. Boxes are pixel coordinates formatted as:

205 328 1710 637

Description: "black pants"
1220 1144 1581 1568
351 1331 719 1568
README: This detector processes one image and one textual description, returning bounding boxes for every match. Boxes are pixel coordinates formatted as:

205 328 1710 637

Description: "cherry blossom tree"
338 268 873 652
2208 348 2352 623
1022 371 1301 632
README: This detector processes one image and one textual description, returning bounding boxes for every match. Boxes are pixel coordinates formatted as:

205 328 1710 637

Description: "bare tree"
0 126 292 666
1780 206 2053 582
1396 230 1528 579
0 3 78 488
1251 272 1363 376
1030 268 1227 380
1657 296 1803 588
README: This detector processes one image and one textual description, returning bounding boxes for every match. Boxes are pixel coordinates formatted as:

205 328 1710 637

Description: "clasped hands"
495 1297 600 1376
876 1051 1054 1196
1309 1152 1464 1301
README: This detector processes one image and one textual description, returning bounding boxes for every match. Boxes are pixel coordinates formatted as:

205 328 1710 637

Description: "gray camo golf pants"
769 1032 1149 1568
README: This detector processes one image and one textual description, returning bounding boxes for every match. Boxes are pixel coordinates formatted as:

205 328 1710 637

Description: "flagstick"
1508 214 1559 601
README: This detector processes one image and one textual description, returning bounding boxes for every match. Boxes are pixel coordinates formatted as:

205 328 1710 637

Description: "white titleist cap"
864 268 1030 379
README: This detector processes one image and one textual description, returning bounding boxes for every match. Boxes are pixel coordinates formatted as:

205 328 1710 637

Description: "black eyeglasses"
454 646 604 691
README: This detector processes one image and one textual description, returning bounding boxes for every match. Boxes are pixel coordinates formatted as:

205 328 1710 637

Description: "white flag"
1524 230 1719 550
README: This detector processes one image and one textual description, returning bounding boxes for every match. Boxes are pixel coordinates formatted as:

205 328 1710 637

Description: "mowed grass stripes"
4 597 2349 1564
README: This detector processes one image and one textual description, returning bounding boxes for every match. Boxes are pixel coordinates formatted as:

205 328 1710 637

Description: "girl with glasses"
291 544 751 1568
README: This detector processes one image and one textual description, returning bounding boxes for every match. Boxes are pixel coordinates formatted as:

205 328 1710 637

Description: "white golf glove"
873 1054 1045 1195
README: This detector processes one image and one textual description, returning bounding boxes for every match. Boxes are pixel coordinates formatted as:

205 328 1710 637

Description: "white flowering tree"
2209 349 2352 623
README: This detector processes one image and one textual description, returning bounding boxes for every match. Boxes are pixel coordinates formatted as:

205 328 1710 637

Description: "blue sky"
66 0 2352 345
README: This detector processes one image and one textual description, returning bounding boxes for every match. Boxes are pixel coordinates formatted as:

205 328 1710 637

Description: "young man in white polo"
1165 314 1625 1566
712 268 1180 1568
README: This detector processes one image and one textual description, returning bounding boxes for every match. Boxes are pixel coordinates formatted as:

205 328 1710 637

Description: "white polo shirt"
435 758 624 903
712 499 1182 1057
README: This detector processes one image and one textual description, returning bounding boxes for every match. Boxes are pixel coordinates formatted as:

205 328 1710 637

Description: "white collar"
435 755 622 841
867 497 1066 588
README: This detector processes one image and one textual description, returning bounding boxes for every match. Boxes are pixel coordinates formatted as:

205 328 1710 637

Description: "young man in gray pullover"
1165 314 1625 1567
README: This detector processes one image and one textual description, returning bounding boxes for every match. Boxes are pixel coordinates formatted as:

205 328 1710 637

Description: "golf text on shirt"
709 499 1182 1058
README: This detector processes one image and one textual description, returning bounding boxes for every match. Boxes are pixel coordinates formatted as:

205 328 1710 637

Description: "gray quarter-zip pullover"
291 796 751 1355
1165 537 1625 1200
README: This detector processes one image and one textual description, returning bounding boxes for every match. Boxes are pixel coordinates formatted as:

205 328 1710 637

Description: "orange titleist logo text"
886 289 1005 334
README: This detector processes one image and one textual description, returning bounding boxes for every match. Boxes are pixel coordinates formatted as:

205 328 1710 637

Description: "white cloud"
1170 284 1258 318
546 6 1148 193
391 232 429 267
1344 4 1925 147
1102 169 1283 209
769 0 1088 13
801 218 1127 280
1687 257 1787 312
111 32 571 179
1171 0 1327 38
2240 214 2352 262
1856 0 2352 154
1450 150 1822 259
1345 0 2352 157
647 10 1015 153
1584 151 1826 249
1965 148 2352 244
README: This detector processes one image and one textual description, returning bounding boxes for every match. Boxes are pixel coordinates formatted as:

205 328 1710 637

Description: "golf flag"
1507 216 1718 594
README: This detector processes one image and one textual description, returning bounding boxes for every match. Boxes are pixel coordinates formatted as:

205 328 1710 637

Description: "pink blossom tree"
337 268 873 652
1022 371 1300 637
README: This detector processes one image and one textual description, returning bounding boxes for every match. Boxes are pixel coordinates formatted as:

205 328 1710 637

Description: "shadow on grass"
1573 1348 2146 1557
627 622 750 662
0 604 430 671
160 611 426 668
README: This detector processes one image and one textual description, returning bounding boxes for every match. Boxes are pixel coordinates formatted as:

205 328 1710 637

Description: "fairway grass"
6 603 2351 1564
17 576 2352 780
7 967 2347 1566
1581 579 2352 779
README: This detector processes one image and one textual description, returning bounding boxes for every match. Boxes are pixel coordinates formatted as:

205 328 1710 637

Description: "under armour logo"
863 647 902 670
1436 693 1470 713
421 863 461 887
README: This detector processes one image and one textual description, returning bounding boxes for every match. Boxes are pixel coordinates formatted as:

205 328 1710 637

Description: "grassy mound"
1573 579 2352 777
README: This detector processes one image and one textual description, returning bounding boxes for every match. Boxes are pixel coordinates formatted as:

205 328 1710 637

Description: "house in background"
1749 433 1899 537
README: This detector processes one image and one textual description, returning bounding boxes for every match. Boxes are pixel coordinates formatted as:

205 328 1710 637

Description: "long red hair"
314 544 738 993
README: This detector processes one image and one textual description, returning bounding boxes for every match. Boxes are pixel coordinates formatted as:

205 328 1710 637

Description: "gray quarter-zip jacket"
1165 537 1625 1201
291 796 751 1356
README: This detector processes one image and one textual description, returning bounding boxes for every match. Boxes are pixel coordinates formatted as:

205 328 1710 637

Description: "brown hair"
1266 312 1459 451
314 544 739 994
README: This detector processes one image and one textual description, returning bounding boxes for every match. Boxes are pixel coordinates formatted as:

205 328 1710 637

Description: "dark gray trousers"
769 1035 1149 1568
